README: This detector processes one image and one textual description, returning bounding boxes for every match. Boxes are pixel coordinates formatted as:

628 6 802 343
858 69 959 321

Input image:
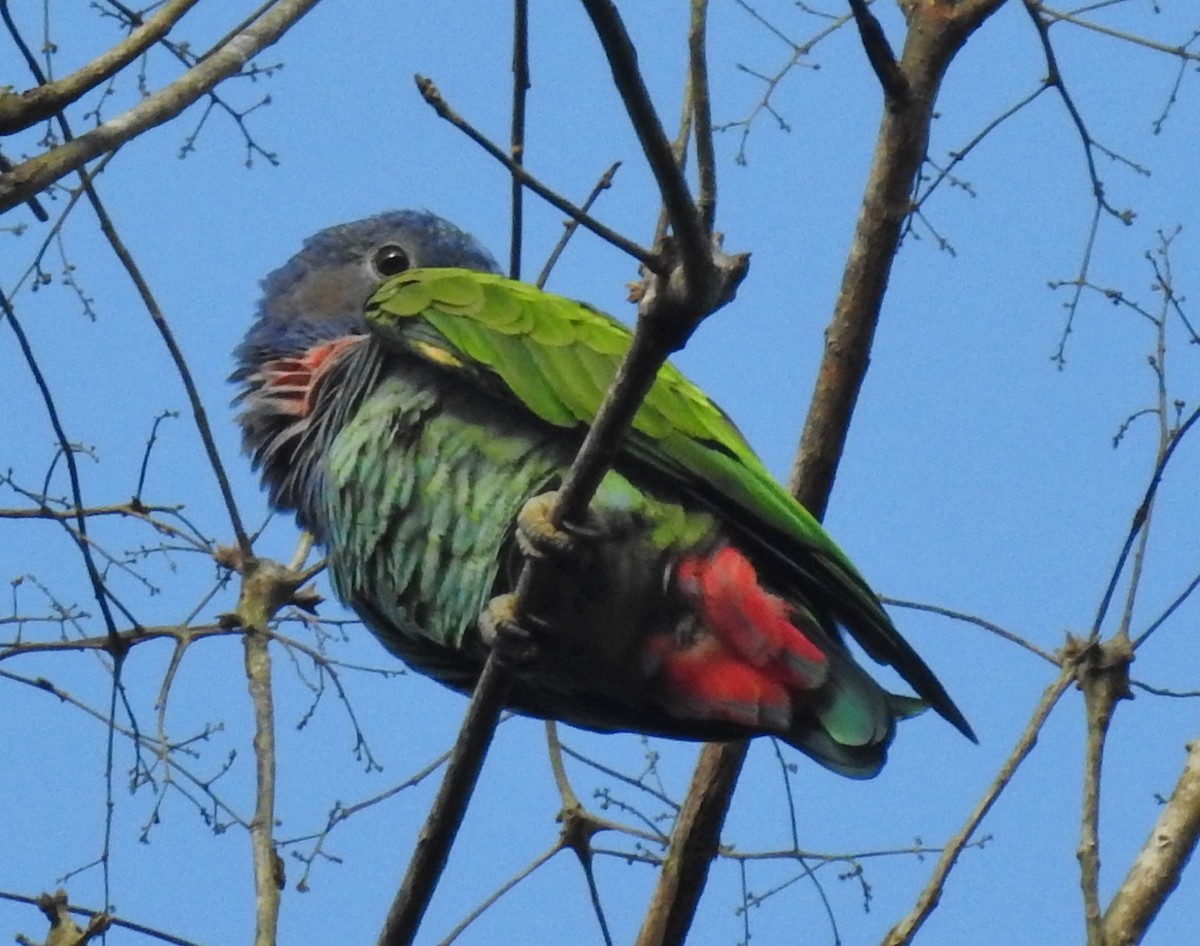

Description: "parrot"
232 210 974 778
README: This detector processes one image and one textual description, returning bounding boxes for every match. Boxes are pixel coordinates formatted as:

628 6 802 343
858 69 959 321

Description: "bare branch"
0 888 200 946
414 76 656 269
509 0 530 280
688 1 717 232
243 627 281 946
847 0 908 104
0 0 323 214
1091 405 1200 640
77 171 253 558
1103 739 1200 945
0 0 202 135
579 0 711 272
882 669 1073 946
1038 5 1200 63
881 596 1059 665
535 161 622 289
0 290 125 643
1075 638 1133 943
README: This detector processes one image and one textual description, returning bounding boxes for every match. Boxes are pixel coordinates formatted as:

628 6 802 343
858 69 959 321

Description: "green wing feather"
365 267 972 739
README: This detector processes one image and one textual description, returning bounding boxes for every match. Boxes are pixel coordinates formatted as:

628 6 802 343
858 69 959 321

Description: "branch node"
848 0 909 105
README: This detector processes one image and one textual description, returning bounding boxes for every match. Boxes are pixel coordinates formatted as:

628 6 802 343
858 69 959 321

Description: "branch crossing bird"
233 210 974 778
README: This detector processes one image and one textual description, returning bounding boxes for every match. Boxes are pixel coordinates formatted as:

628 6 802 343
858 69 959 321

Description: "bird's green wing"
365 267 971 738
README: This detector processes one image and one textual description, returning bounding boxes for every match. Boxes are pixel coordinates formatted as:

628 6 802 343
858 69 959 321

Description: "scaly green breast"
323 363 566 660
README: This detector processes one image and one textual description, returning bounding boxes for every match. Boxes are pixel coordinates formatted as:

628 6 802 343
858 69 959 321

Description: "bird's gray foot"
479 592 548 666
515 491 602 561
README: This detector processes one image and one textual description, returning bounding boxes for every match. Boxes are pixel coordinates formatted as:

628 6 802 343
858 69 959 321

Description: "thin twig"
0 0 322 213
509 0 529 279
79 170 252 557
1038 4 1200 63
0 0 202 134
535 161 622 289
0 888 202 946
414 76 655 269
688 0 717 232
0 290 124 642
881 596 1058 664
437 843 562 946
1090 405 1200 639
882 669 1073 946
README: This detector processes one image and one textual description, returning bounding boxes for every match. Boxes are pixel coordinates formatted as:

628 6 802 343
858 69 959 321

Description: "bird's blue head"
234 209 500 380
233 210 500 529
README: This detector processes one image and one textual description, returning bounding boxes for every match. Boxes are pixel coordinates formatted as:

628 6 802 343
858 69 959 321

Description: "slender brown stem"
377 657 511 946
882 669 1073 946
1078 643 1127 944
688 0 716 232
243 628 281 946
509 0 529 280
415 76 655 269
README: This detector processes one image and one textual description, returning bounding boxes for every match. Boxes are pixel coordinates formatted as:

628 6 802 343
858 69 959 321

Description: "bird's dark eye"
372 244 411 277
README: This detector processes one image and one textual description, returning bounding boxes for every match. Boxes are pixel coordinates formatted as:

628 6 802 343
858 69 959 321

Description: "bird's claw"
478 593 547 666
515 491 601 561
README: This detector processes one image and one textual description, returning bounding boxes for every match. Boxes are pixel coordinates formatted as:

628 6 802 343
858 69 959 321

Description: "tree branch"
1103 738 1200 945
882 669 1073 946
688 0 717 232
0 0 322 214
243 628 281 946
847 0 908 105
579 0 711 279
1076 638 1133 944
414 76 656 269
509 0 530 280
0 0 202 134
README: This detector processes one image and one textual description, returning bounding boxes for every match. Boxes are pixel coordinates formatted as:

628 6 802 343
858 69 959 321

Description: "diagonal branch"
0 0 202 134
579 0 711 279
377 219 748 946
1090 405 1200 641
882 669 1073 946
0 0 322 214
847 0 908 104
414 76 655 269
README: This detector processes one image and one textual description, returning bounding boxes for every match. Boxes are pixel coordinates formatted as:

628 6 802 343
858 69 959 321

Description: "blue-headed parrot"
232 210 973 778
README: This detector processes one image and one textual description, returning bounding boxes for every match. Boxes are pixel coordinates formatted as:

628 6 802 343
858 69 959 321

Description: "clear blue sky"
3 2 1198 944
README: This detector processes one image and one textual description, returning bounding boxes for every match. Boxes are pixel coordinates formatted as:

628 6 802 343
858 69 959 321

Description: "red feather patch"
650 545 830 731
263 336 363 417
